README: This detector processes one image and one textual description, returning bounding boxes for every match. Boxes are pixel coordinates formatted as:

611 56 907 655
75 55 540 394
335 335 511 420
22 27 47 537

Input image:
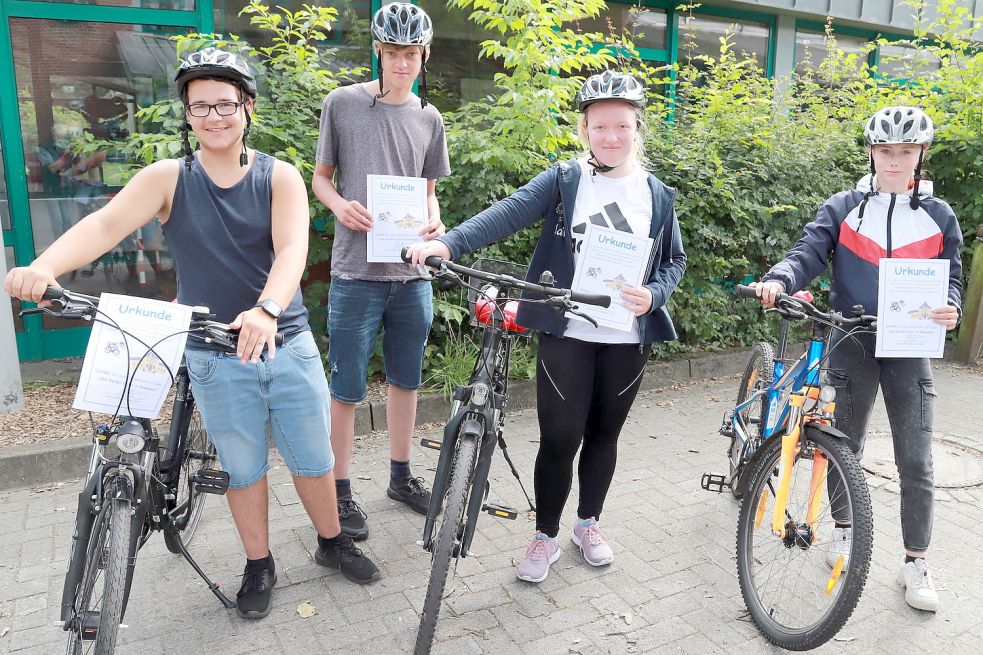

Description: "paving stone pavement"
1 362 982 655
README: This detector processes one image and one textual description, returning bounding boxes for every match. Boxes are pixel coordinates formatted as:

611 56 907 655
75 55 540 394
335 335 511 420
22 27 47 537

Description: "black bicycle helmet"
577 70 645 112
372 2 433 46
175 47 257 99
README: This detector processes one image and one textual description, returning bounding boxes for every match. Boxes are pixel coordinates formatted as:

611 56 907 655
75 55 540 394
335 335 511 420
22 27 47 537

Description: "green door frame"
0 0 212 361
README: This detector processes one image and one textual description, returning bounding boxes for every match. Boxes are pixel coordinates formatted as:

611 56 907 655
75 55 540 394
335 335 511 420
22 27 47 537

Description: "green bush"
75 0 982 391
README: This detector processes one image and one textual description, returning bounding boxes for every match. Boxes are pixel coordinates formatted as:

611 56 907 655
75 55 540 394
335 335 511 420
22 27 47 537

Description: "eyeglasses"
186 101 244 118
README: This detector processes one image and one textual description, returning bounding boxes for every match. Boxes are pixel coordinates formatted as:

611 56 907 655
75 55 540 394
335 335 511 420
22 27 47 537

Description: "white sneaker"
825 526 851 570
899 558 940 612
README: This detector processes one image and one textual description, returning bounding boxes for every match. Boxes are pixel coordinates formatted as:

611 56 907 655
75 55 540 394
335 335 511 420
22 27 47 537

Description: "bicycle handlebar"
30 286 284 349
735 284 877 329
405 249 612 309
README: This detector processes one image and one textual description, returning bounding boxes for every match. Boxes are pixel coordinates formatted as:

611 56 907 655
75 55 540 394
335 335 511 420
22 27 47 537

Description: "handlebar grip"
734 284 759 299
400 246 443 269
570 291 612 308
42 286 65 300
274 333 284 348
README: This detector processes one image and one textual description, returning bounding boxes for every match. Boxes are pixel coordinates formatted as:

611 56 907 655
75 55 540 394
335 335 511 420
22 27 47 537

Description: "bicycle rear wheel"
163 405 216 553
65 496 131 655
730 342 774 498
736 427 872 650
414 431 480 655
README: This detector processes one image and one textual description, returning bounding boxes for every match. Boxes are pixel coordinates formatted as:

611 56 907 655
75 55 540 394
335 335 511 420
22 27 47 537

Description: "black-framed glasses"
186 101 244 118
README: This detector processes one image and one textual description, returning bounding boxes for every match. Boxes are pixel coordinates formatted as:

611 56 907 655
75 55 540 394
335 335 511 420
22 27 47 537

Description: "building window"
877 42 941 77
417 0 508 111
574 5 668 54
214 0 371 73
679 14 770 71
794 29 870 75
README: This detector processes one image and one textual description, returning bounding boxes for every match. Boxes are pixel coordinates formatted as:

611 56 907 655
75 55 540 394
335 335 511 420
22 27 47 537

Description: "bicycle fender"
804 421 849 441
108 470 135 503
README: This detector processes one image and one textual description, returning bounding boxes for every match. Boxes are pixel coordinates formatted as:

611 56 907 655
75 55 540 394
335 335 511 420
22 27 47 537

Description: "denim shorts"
184 330 334 489
327 277 433 403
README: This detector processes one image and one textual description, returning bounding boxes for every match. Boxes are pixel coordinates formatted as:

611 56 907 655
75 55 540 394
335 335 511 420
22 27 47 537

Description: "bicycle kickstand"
169 533 237 609
497 435 535 512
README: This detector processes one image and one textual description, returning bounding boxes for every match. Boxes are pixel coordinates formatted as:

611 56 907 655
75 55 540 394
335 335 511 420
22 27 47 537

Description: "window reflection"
12 19 184 326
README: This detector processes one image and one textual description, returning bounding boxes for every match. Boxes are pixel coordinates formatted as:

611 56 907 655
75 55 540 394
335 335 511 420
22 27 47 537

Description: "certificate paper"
875 258 949 358
74 294 193 418
366 174 428 263
568 224 654 331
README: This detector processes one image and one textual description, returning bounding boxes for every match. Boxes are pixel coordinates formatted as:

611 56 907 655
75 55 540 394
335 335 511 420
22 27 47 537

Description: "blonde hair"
577 102 651 171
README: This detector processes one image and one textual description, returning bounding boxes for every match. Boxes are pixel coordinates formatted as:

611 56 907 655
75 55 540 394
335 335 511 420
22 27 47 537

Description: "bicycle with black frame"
21 286 281 655
401 249 610 655
701 284 878 650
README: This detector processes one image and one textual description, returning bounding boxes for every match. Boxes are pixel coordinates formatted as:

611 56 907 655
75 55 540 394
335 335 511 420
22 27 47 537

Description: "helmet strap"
909 148 924 210
419 62 429 109
240 108 251 167
371 52 390 108
181 122 195 171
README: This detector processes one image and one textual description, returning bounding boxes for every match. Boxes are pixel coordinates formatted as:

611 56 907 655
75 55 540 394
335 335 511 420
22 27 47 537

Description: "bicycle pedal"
420 437 442 451
482 503 518 520
190 468 230 495
700 473 728 493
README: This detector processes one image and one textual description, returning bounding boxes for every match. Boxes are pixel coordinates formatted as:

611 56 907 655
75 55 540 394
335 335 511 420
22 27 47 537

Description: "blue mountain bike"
702 285 877 650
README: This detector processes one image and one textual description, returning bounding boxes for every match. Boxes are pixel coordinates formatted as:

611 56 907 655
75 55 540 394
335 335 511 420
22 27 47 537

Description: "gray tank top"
163 152 309 350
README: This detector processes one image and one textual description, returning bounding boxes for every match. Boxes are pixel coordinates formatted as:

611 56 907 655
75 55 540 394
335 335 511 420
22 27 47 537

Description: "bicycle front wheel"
163 405 216 553
65 496 131 655
736 427 872 650
414 431 480 655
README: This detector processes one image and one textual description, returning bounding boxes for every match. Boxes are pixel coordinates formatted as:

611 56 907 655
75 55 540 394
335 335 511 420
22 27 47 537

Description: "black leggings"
534 334 651 537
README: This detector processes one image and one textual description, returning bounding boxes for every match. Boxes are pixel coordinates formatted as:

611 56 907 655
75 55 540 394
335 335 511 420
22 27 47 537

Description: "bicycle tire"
65 496 131 655
414 431 480 655
736 428 872 650
163 405 216 553
730 342 775 498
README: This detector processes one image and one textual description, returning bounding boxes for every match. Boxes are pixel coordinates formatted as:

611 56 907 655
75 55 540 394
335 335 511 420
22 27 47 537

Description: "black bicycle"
21 286 278 654
402 251 610 655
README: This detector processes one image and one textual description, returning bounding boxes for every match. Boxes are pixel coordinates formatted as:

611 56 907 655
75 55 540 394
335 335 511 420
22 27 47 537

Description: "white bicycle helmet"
372 2 433 46
864 106 934 146
175 47 256 98
577 71 645 112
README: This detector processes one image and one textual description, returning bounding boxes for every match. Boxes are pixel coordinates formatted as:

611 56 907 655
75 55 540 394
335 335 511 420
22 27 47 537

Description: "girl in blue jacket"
407 71 686 583
752 106 963 612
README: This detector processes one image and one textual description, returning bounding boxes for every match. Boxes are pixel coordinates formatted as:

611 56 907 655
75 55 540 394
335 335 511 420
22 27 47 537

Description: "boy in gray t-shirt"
312 2 450 539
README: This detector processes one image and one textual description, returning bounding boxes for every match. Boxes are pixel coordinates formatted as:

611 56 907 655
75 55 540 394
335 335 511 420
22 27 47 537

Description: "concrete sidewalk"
1 362 981 654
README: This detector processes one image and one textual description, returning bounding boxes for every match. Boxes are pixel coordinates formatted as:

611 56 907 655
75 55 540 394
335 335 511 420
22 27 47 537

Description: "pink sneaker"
571 518 614 566
516 533 561 583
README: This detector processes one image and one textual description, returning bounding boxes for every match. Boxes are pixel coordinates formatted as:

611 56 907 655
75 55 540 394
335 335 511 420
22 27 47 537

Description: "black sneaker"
315 533 381 585
337 494 369 541
235 565 276 619
387 476 432 515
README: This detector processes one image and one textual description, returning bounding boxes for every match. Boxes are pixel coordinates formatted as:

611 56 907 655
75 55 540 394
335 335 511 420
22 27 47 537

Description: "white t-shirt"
564 159 653 344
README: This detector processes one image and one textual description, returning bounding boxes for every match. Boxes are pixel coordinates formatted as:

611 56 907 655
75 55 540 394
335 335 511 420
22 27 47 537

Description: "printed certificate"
875 258 949 358
74 294 192 418
366 174 428 263
568 224 654 331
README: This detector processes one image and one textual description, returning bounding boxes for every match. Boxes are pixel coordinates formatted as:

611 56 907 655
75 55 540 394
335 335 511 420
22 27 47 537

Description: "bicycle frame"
731 318 826 469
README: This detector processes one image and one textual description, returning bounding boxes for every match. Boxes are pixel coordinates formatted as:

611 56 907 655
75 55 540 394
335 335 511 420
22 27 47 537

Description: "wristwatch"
254 299 283 319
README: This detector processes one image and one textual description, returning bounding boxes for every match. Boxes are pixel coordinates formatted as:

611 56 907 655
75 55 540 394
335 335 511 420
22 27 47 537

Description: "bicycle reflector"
818 385 836 413
116 420 146 454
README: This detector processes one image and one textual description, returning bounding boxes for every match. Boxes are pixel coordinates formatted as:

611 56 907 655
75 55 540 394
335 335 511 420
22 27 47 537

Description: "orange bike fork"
771 396 805 538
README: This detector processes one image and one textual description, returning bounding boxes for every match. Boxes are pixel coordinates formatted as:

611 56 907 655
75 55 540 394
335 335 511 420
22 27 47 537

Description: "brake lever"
569 307 599 328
